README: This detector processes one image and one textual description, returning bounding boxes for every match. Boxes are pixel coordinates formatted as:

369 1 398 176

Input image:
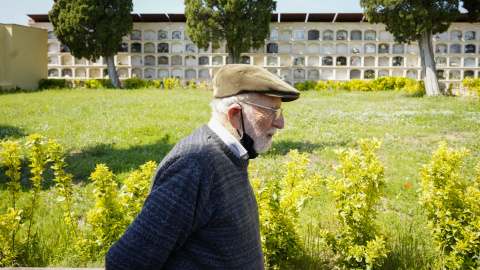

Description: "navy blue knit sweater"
105 125 264 269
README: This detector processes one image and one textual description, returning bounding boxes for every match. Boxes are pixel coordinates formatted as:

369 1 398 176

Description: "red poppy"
329 164 333 168
404 183 410 189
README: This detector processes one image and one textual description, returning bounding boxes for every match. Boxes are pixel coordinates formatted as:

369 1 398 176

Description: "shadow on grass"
66 134 173 183
271 138 355 156
0 134 174 189
0 125 28 140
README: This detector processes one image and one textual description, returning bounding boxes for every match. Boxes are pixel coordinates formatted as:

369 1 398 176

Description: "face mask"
236 108 258 159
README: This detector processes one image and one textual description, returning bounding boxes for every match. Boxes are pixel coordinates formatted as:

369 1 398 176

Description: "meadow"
1 88 479 268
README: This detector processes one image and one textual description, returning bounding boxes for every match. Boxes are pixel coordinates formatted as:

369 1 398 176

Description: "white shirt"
208 118 249 159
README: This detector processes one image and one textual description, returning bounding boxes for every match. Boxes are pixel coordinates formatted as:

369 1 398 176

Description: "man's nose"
272 113 284 129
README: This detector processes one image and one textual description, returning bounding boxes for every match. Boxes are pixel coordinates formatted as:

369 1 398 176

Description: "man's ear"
227 103 242 130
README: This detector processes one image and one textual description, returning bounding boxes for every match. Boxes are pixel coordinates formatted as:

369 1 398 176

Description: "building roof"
27 12 478 24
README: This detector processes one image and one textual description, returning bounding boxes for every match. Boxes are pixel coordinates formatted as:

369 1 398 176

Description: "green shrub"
347 79 372 91
314 80 329 90
293 77 426 94
320 138 389 269
404 79 426 95
38 79 67 90
147 79 162 89
77 164 127 259
462 78 480 98
419 142 480 269
84 79 113 89
120 161 157 223
163 77 180 89
0 140 23 266
251 150 320 269
123 78 148 89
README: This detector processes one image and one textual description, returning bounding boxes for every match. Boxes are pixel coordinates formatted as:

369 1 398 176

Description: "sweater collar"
204 124 249 168
208 118 249 160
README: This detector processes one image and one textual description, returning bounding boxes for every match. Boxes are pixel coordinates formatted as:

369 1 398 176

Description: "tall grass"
1 88 479 268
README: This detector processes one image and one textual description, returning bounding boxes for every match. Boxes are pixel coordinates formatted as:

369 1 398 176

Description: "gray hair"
210 93 255 120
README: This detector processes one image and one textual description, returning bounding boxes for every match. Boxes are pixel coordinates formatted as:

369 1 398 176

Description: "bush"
0 136 158 264
38 79 66 90
346 79 372 91
320 138 389 269
294 81 317 91
292 77 426 94
163 77 180 89
123 78 148 89
251 150 320 269
314 80 329 91
462 78 480 98
419 142 480 269
84 79 113 89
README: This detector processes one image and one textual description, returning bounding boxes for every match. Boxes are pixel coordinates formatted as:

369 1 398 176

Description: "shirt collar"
208 118 249 159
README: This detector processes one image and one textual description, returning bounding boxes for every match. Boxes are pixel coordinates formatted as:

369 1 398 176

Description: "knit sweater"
105 125 264 270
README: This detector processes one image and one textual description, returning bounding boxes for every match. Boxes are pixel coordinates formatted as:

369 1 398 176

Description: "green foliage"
0 141 23 266
147 79 163 89
0 208 23 266
119 161 157 223
346 79 372 91
78 164 126 258
360 0 479 96
187 79 197 89
292 77 424 94
293 81 317 91
46 139 77 237
38 79 67 90
49 0 133 62
185 0 275 63
76 162 157 259
24 135 48 258
163 77 180 89
123 78 148 89
0 86 35 95
84 79 113 89
49 0 133 87
252 150 320 269
419 142 480 269
1 135 51 266
361 0 460 43
462 78 480 98
1 141 22 209
321 138 389 269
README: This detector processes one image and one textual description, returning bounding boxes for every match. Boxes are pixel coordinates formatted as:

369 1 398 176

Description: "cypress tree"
361 0 479 96
185 0 276 64
49 0 133 88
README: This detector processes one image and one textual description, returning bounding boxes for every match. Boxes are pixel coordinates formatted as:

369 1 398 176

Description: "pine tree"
361 0 479 96
185 0 276 64
49 0 133 88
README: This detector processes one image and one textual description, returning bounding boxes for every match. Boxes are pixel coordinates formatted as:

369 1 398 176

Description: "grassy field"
1 88 479 268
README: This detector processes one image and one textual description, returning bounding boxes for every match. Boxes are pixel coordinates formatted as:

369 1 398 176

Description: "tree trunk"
418 29 441 96
227 44 240 64
106 54 121 88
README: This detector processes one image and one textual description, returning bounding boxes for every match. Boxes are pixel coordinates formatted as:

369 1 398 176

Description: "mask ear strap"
236 104 245 139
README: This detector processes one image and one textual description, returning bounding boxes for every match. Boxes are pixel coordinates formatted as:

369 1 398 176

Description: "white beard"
244 109 277 153
252 127 277 153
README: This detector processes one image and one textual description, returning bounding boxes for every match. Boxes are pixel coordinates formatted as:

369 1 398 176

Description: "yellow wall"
0 24 47 90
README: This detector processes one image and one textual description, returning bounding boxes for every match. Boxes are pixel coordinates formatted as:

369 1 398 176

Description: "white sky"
0 0 366 26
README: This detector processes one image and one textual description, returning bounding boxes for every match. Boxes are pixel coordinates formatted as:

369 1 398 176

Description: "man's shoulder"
174 125 219 155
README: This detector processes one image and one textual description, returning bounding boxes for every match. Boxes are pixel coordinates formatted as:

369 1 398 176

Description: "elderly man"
105 64 300 269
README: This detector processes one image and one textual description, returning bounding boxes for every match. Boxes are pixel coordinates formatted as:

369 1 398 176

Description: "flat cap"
213 64 300 102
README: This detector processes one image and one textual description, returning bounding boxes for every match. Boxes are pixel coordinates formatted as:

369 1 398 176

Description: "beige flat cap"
213 64 300 102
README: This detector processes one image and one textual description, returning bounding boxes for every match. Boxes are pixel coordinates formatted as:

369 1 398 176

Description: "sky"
0 0 366 26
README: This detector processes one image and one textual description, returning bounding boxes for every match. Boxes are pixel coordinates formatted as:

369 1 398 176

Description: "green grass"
1 88 479 268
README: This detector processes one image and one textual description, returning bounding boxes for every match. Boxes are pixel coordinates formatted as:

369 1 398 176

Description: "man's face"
243 95 284 153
